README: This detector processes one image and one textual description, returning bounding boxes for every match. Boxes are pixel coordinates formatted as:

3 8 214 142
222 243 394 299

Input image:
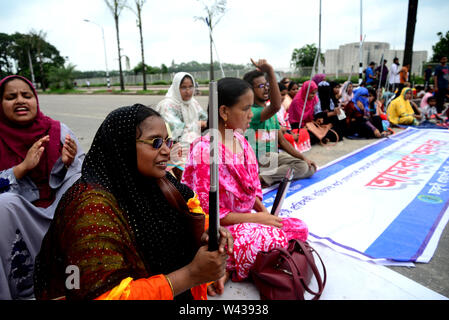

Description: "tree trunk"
115 14 125 91
403 0 418 81
27 48 36 87
37 50 46 91
138 7 147 91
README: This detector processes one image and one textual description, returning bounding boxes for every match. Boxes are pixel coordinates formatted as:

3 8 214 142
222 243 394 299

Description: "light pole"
83 19 111 90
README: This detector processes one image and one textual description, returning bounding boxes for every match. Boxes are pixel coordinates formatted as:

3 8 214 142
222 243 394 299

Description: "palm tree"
105 0 127 91
194 0 226 81
128 0 147 91
48 63 77 90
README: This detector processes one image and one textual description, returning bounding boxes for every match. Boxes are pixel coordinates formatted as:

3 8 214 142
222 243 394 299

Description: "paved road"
38 94 449 298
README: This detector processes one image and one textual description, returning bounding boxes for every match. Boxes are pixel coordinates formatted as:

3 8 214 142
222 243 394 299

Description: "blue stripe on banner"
262 133 407 208
364 156 449 261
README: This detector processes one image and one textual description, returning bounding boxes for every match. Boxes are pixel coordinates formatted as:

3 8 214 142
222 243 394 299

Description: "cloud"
1 0 448 72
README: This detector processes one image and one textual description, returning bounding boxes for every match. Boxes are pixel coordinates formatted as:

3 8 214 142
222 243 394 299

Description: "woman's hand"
13 135 50 179
201 226 234 256
335 106 342 115
62 134 77 168
253 211 283 228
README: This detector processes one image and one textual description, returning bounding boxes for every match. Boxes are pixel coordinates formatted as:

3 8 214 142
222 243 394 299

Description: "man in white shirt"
388 57 401 93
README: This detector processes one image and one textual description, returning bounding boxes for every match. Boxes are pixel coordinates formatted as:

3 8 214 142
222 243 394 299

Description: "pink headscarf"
312 73 326 85
288 80 318 127
0 75 61 207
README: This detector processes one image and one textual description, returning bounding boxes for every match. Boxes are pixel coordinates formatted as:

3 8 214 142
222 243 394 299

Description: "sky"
1 0 448 72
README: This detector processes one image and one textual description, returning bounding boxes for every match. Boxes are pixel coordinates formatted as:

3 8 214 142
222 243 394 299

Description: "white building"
324 42 428 77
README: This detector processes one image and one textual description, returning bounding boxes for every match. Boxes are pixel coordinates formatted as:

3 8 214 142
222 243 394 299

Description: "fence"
74 68 316 86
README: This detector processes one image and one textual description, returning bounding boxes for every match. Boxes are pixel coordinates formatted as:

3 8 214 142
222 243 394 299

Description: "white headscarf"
339 81 354 105
155 72 207 150
164 72 196 107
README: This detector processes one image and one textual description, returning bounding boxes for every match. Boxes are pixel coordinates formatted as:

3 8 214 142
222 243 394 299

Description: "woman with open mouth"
0 75 84 299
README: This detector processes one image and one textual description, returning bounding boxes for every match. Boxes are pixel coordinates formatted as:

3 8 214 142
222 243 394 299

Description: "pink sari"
182 131 308 281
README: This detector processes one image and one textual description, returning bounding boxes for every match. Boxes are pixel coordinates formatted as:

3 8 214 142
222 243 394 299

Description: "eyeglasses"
255 83 270 89
136 137 173 149
180 86 194 92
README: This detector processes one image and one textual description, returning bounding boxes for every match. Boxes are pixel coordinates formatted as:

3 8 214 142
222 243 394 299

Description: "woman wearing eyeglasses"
155 72 208 179
34 104 233 300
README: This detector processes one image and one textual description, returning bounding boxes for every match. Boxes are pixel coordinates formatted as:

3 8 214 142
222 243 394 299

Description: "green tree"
431 31 449 62
48 63 77 90
0 33 14 78
1 32 65 86
291 44 324 70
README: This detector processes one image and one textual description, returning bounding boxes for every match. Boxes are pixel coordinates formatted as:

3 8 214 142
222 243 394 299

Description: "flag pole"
208 81 219 251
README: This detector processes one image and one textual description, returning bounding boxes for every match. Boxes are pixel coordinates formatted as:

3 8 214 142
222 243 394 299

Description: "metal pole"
359 0 363 85
100 26 111 90
208 81 219 251
84 19 110 89
318 0 322 73
378 54 384 88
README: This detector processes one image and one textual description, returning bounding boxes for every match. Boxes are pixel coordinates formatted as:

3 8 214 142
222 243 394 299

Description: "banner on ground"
263 128 449 264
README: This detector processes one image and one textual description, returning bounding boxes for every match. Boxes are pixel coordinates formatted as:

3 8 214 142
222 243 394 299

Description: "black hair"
135 105 162 138
287 81 298 91
329 81 340 106
243 70 265 86
202 77 253 129
217 77 252 108
0 75 34 99
427 96 437 102
180 74 193 85
369 61 375 66
278 82 287 91
368 88 377 97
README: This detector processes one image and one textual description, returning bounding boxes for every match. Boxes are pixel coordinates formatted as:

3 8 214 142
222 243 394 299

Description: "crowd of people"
0 54 447 300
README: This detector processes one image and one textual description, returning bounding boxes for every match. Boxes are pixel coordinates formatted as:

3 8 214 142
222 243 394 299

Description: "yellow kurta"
387 88 415 125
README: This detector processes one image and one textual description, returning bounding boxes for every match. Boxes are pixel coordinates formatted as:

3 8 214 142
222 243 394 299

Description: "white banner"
264 128 449 265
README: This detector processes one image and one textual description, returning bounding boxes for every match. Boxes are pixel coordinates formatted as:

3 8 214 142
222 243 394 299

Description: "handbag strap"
277 240 327 300
156 176 190 214
294 240 327 299
321 128 339 147
271 247 305 300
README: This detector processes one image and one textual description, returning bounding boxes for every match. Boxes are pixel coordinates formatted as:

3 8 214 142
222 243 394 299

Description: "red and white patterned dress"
182 131 308 281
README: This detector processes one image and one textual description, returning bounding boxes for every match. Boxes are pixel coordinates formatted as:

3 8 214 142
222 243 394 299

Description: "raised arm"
251 58 282 122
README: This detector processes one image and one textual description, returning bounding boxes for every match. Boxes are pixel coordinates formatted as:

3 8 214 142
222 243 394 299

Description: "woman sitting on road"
155 72 208 179
314 81 345 141
288 80 319 130
34 104 232 300
182 78 308 296
344 87 387 139
0 75 84 299
387 87 423 126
